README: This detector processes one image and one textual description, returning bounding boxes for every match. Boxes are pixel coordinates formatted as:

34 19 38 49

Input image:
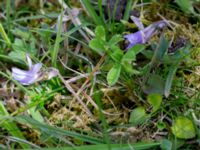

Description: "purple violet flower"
124 16 167 49
12 55 58 85
12 55 42 85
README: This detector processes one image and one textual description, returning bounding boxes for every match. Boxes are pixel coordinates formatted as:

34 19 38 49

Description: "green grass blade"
15 115 104 144
0 23 11 47
93 90 111 149
164 64 179 98
27 100 44 123
6 0 11 37
150 34 169 68
0 102 30 148
7 136 41 149
123 0 133 21
24 142 160 150
80 0 104 26
14 13 58 22
98 0 105 23
51 10 63 67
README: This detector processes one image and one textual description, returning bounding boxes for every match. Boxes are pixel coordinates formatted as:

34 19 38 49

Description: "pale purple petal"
130 16 144 30
12 54 58 85
15 74 40 85
124 31 144 48
142 25 156 42
12 63 42 85
12 68 31 78
30 63 42 74
124 20 167 48
26 54 32 69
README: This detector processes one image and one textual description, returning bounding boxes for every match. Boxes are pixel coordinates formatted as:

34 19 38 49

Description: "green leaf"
122 44 145 63
107 64 121 86
171 117 196 139
129 107 147 126
164 64 179 98
89 39 105 55
110 45 123 62
132 44 145 55
0 23 11 46
150 35 169 68
122 48 136 62
109 34 123 46
160 139 172 150
12 38 37 55
163 44 191 64
27 100 44 123
12 38 26 51
144 74 165 95
123 0 133 21
15 115 103 144
122 61 133 74
147 93 162 112
122 62 140 75
176 0 195 14
95 26 105 41
81 0 105 26
11 28 32 40
8 50 26 64
28 142 160 150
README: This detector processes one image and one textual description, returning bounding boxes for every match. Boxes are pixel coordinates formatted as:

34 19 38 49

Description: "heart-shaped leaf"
147 93 162 112
171 117 196 139
129 107 147 126
176 0 195 15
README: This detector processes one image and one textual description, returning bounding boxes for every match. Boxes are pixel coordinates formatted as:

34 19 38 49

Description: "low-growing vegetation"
0 0 200 149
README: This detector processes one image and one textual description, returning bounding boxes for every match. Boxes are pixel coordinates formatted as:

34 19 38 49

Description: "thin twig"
74 55 106 101
57 72 93 117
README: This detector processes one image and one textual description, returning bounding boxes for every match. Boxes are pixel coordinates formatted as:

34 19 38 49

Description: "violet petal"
29 63 42 74
124 20 167 48
130 16 144 30
26 54 32 69
12 63 42 85
124 31 144 48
